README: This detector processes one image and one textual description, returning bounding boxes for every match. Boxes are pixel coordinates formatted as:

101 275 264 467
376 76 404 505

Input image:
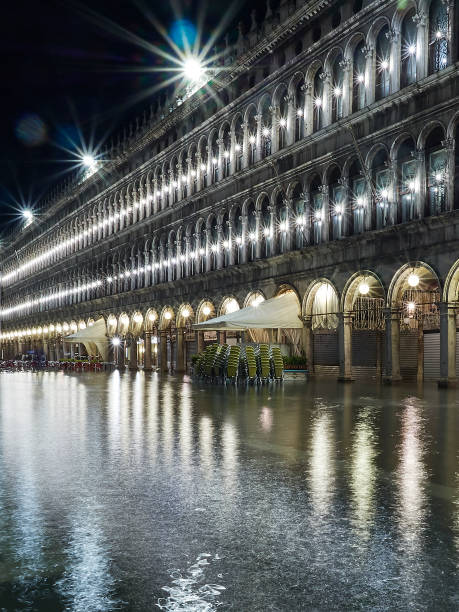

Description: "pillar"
160 330 168 372
383 309 401 383
439 302 457 387
218 331 226 345
128 338 138 370
118 341 126 368
197 331 204 354
302 316 313 373
338 312 353 382
144 331 152 371
176 328 185 373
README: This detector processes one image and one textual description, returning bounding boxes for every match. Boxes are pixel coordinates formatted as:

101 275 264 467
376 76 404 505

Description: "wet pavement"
0 371 458 611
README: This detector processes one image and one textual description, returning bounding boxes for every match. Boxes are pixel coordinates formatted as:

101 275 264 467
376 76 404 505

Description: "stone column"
270 105 279 153
384 309 401 383
413 11 427 80
442 138 455 212
286 94 295 146
241 122 249 169
319 184 330 242
414 148 426 218
255 211 261 259
302 316 314 373
144 331 152 371
197 331 204 354
439 302 457 386
255 113 262 162
176 328 185 373
216 224 223 270
339 59 351 117
118 341 125 368
363 44 375 105
388 28 400 94
160 330 168 372
128 338 138 370
338 312 353 382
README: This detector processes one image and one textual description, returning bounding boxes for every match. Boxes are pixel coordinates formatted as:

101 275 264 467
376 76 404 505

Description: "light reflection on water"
0 372 458 610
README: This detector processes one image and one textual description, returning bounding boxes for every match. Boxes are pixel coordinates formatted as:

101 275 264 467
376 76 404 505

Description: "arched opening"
389 264 441 381
234 118 244 172
247 202 257 262
352 41 366 112
246 106 257 166
276 191 288 254
295 79 305 141
425 126 447 216
397 137 417 223
310 176 323 244
208 216 218 271
221 123 231 178
198 138 208 188
429 0 449 74
260 96 272 158
342 272 385 379
291 184 306 250
260 197 272 258
233 206 243 264
401 8 417 87
312 69 324 132
304 281 340 376
277 87 288 150
349 158 366 234
331 54 344 122
221 212 230 268
329 166 344 240
209 132 219 183
372 149 391 229
375 25 391 101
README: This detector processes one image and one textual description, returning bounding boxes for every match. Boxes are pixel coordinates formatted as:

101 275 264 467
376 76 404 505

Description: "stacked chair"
193 342 284 384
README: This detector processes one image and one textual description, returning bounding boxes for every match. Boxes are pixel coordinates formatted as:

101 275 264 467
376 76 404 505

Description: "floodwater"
0 372 458 611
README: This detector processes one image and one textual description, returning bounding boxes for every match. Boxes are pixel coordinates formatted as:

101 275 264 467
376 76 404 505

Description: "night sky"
0 0 267 234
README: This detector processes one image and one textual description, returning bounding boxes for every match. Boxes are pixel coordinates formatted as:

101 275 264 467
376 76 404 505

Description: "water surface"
0 371 458 610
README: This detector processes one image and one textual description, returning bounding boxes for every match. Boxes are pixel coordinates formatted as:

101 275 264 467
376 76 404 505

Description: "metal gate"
313 331 339 365
400 330 418 380
423 331 440 380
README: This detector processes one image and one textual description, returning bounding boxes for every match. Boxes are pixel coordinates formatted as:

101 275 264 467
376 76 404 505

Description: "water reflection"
309 403 335 517
349 407 377 541
0 373 457 610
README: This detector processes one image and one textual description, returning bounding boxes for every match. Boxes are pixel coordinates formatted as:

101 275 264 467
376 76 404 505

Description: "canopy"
193 292 302 331
65 317 109 361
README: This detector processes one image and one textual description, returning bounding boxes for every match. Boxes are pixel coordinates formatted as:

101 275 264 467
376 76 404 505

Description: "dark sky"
0 0 267 233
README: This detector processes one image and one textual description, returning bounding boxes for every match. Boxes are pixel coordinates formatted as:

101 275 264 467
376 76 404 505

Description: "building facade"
1 0 459 383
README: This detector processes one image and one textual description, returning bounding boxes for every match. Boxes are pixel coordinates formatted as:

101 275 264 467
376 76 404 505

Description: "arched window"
277 193 288 254
233 207 243 264
168 233 177 281
221 125 231 178
234 121 243 172
247 108 257 166
426 127 447 216
292 185 305 250
397 138 417 223
313 70 324 132
401 9 417 87
198 224 206 274
278 89 288 150
260 97 272 158
247 202 257 262
350 159 366 234
190 146 198 194
208 217 218 271
310 177 323 244
332 55 344 122
329 167 344 239
372 150 391 229
222 212 230 267
295 80 305 141
429 0 448 73
260 198 272 258
190 229 199 276
170 158 178 204
352 42 366 112
179 233 187 277
209 134 219 183
199 140 208 188
375 26 391 100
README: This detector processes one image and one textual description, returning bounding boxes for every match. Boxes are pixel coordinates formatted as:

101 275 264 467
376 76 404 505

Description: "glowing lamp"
112 336 121 346
148 313 157 322
408 44 416 55
82 154 96 168
203 306 211 316
297 108 304 117
279 118 287 127
407 301 416 312
235 144 241 152
314 97 322 108
357 74 364 83
134 314 143 324
334 87 341 97
164 311 172 320
262 127 270 137
182 308 190 318
381 60 389 70
359 282 370 295
249 135 256 145
407 273 419 287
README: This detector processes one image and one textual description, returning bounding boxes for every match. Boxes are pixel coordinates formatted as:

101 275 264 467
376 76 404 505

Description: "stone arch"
196 299 216 323
390 131 417 160
218 295 240 316
387 261 441 308
243 290 266 308
145 308 159 330
417 120 446 150
302 278 340 328
130 311 144 336
107 314 117 336
159 306 175 330
341 270 385 311
366 15 391 48
118 312 130 336
176 303 194 328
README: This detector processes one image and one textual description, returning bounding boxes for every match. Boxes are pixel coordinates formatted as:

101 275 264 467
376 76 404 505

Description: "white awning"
65 318 109 361
193 292 302 331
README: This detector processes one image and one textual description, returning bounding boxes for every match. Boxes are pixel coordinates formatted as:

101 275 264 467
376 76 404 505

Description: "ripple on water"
156 553 225 611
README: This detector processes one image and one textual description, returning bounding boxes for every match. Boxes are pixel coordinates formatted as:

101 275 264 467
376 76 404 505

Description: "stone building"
1 0 459 384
